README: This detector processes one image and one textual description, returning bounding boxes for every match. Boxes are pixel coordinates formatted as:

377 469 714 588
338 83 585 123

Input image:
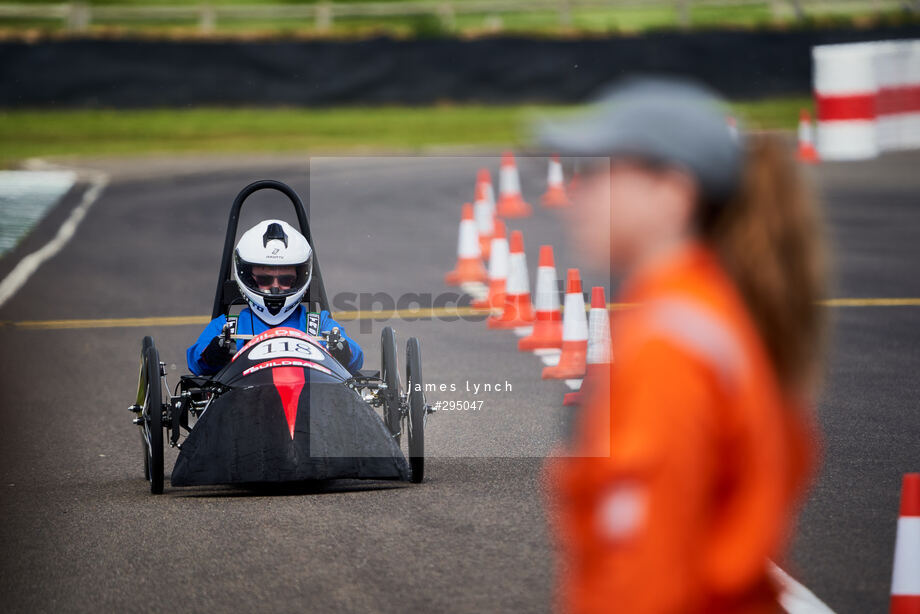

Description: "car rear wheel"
380 326 401 443
139 337 153 479
140 337 164 495
405 337 425 483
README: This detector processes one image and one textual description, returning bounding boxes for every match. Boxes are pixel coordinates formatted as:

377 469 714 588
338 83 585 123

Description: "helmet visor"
235 254 312 298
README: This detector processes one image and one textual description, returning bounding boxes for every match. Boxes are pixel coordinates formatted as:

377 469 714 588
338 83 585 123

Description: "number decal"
249 339 325 361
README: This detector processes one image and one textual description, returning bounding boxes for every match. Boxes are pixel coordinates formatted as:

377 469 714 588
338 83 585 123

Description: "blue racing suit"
186 305 364 376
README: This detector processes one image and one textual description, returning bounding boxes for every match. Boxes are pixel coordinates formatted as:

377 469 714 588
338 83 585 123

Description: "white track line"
770 562 837 614
0 171 109 309
0 170 77 257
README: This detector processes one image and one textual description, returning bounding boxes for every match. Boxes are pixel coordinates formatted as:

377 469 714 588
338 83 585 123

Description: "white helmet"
233 219 313 325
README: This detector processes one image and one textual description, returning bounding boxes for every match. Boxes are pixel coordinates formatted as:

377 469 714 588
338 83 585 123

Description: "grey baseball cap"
537 77 744 204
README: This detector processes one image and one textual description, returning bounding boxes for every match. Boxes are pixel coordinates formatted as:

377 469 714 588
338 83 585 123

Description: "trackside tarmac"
1 152 919 613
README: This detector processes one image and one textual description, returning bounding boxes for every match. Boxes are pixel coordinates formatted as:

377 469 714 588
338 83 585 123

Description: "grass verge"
0 98 812 167
1 1 913 38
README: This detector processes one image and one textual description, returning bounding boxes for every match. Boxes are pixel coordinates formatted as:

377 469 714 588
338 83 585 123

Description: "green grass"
1 0 914 37
0 98 812 167
731 97 812 131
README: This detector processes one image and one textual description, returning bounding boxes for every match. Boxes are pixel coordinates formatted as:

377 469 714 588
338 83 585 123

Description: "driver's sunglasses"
254 274 297 288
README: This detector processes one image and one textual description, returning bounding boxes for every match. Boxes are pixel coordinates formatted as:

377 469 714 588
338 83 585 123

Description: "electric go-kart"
129 180 430 494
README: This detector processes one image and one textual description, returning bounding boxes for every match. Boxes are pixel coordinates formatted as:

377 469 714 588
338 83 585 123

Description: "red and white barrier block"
813 40 920 161
877 40 920 153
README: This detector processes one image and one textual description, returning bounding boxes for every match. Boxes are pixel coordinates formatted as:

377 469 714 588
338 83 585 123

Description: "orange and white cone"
474 180 496 261
541 154 570 208
472 219 508 311
542 269 587 380
487 230 534 330
568 159 581 195
891 473 920 614
445 202 487 286
798 109 820 164
519 245 562 352
563 286 611 406
496 151 532 218
477 168 496 211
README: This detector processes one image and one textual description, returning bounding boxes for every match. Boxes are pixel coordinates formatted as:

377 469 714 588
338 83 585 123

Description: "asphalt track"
0 152 918 613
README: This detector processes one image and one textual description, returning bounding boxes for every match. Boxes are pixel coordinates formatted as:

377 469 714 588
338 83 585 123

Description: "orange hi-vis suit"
546 243 816 614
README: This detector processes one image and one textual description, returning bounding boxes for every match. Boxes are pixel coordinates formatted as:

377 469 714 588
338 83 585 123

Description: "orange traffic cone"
445 203 487 286
568 159 581 195
474 180 495 261
518 245 562 351
477 167 496 211
496 152 532 218
472 219 508 311
798 109 820 164
542 269 587 380
891 473 920 614
487 230 534 329
541 155 570 208
563 286 611 406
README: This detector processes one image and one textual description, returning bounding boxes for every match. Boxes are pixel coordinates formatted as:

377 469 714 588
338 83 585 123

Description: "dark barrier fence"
2 26 919 107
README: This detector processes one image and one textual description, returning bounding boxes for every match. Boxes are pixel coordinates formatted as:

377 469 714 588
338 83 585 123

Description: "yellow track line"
822 298 920 307
3 298 918 331
10 315 213 330
6 306 496 330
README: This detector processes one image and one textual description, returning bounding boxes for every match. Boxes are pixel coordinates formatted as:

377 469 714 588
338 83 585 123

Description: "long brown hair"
700 133 829 399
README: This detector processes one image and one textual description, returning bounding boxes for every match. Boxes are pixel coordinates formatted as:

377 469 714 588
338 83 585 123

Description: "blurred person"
187 219 363 375
539 79 828 614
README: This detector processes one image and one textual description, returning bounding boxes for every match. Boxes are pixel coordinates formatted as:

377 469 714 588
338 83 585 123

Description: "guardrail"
0 0 916 33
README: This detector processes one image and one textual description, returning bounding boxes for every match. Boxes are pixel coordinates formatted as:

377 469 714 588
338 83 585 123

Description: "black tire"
143 341 164 495
380 326 401 442
405 337 425 483
140 429 149 479
138 336 153 478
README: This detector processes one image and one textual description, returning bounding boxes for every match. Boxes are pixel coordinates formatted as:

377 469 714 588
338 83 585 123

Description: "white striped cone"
445 203 487 286
586 288 612 366
496 151 532 218
487 230 534 329
568 159 581 194
798 109 820 163
563 286 611 406
477 167 496 210
891 473 920 614
541 154 570 208
542 269 587 380
474 179 495 259
519 245 563 351
472 219 509 311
